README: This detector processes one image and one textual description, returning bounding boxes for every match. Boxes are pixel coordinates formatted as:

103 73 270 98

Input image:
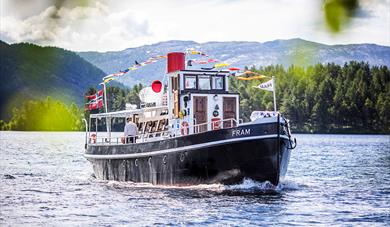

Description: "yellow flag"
215 63 230 68
236 75 267 80
104 77 115 83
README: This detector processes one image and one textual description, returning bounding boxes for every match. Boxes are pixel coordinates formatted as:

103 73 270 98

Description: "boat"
83 52 297 186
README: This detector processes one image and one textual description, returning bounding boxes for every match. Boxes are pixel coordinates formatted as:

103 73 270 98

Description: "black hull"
85 122 292 186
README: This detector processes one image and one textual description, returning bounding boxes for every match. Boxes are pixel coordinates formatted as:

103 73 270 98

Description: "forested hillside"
1 39 389 133
0 41 105 120
230 61 390 133
83 61 390 134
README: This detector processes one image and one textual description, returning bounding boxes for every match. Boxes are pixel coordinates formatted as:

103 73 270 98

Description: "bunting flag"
201 67 215 70
208 58 219 63
214 62 230 68
255 79 274 91
185 48 208 56
103 77 115 83
236 75 268 80
233 70 270 80
228 67 241 71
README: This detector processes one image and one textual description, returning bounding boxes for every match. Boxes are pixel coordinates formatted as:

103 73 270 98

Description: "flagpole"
100 82 110 139
100 82 108 113
272 76 277 113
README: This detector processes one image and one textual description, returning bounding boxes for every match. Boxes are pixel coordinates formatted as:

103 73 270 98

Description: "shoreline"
1 130 389 135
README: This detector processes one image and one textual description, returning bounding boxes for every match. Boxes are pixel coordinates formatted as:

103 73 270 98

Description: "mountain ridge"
77 38 390 87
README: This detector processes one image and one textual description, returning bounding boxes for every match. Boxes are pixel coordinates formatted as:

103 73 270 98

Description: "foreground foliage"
0 97 83 131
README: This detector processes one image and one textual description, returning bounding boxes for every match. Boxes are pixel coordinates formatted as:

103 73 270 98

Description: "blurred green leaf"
323 0 359 32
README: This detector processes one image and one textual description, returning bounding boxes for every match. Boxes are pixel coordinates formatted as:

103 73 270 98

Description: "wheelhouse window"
185 75 197 89
198 75 211 90
212 76 224 90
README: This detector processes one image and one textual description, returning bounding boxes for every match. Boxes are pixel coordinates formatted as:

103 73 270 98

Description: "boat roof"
90 106 168 118
179 69 230 74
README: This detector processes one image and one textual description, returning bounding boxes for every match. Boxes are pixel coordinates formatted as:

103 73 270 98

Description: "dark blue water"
1 132 389 226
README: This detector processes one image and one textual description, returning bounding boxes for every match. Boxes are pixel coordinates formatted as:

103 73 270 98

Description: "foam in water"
103 178 300 194
223 178 279 193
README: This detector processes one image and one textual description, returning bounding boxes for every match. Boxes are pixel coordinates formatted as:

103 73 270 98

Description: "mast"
272 76 277 113
100 82 111 139
100 82 108 113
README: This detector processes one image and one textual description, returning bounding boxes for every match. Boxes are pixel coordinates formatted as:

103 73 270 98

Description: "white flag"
256 79 274 91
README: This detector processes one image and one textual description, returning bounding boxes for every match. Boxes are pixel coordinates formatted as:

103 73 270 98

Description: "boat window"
212 76 224 90
185 75 197 89
198 75 211 90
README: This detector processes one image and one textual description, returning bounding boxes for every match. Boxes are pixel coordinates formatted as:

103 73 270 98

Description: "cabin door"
223 97 237 128
193 96 208 133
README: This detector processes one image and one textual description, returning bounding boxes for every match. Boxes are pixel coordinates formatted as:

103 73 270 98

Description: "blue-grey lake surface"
1 132 389 226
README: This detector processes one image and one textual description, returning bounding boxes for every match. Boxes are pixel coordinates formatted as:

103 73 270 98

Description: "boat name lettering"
232 129 251 137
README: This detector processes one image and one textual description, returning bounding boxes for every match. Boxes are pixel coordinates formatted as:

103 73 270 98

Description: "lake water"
0 132 389 226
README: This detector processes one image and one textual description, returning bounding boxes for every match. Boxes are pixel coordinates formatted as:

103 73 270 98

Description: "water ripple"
0 132 389 226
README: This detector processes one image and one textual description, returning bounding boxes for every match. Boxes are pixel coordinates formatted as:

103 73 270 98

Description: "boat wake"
102 178 300 195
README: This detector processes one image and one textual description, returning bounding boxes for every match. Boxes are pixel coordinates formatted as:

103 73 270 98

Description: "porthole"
148 157 152 165
135 159 138 167
180 153 185 162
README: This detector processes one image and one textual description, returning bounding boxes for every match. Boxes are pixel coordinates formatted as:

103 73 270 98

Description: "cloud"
1 0 388 51
0 1 152 51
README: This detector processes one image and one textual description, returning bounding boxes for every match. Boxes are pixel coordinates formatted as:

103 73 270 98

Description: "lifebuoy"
211 118 221 130
181 121 189 135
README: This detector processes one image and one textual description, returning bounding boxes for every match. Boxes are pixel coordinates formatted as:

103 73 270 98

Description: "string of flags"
84 54 276 114
102 54 168 83
86 47 273 111
100 47 271 86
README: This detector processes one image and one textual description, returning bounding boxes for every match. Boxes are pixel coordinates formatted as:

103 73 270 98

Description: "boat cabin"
166 52 239 135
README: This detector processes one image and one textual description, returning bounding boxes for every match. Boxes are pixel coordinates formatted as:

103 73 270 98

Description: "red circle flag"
151 80 162 93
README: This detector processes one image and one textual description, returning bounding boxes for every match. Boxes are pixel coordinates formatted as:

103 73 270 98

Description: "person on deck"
124 117 138 144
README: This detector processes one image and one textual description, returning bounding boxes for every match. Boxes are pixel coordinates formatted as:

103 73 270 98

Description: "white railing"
88 118 239 146
173 118 238 137
88 131 172 145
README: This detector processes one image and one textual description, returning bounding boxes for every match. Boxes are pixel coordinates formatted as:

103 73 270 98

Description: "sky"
0 0 389 52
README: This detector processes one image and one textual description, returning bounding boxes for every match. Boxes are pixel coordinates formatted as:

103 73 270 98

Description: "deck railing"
173 118 238 136
87 118 239 146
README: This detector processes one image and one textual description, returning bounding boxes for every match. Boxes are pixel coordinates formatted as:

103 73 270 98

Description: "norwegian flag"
85 90 103 100
87 97 103 110
85 90 104 110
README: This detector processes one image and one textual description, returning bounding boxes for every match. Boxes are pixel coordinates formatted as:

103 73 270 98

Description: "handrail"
88 118 239 146
89 131 172 145
82 118 88 149
175 118 238 136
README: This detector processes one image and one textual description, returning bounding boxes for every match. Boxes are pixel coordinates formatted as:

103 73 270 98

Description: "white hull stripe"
84 134 290 160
